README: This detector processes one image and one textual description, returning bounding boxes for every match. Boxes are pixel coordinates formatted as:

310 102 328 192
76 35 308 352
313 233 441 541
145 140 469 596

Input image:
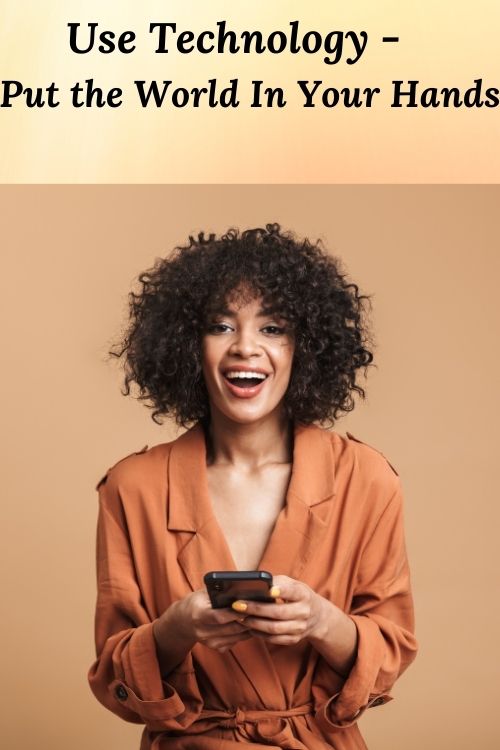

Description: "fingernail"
232 601 247 612
270 586 281 598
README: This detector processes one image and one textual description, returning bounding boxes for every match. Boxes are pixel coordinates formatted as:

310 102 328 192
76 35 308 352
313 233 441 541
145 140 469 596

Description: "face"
201 292 295 426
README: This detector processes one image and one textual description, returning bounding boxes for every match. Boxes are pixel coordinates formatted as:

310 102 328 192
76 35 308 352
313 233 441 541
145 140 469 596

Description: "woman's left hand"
231 574 334 646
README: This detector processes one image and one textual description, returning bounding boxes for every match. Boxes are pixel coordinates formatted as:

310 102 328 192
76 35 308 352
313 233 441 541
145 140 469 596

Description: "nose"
228 327 261 358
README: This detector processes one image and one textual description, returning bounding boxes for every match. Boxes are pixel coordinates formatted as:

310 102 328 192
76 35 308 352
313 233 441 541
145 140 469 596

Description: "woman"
88 225 417 750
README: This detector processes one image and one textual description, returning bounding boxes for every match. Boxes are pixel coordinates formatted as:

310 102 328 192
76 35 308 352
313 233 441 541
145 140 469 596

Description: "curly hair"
109 224 374 429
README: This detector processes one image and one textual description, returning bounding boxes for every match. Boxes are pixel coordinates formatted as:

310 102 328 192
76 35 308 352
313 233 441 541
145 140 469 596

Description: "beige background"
1 186 498 749
1 1 500 182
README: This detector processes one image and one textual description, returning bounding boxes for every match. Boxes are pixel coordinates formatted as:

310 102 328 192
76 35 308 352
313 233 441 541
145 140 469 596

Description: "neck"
203 409 294 469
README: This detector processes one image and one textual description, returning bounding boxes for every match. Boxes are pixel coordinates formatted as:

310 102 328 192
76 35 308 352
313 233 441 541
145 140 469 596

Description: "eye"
262 325 287 335
206 322 232 334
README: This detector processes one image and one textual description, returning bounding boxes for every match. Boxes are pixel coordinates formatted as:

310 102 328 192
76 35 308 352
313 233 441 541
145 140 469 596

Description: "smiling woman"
88 224 417 750
107 225 373 428
201 294 295 421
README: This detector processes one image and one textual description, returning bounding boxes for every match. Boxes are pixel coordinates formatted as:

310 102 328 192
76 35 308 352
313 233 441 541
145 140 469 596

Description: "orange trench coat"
88 421 418 750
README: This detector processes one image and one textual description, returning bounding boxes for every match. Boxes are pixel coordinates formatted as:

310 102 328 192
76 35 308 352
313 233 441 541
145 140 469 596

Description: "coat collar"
167 421 337 590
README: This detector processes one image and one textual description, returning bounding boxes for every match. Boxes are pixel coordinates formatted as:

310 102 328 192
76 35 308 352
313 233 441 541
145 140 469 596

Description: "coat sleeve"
313 476 418 733
87 467 204 733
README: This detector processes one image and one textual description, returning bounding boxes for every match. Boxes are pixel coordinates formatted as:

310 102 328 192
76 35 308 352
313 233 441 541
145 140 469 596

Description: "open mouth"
224 375 268 388
222 371 270 397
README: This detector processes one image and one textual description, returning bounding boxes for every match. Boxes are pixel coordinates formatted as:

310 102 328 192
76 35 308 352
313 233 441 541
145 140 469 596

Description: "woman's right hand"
154 590 252 661
176 589 254 652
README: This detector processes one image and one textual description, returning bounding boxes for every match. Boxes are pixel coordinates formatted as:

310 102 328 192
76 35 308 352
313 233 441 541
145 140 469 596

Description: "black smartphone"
204 570 274 609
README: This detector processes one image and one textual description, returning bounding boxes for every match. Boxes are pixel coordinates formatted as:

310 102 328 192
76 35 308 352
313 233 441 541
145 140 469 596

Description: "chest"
206 463 293 570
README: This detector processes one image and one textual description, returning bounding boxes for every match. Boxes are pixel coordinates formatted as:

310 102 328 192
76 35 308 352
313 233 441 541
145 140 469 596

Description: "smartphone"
204 570 274 609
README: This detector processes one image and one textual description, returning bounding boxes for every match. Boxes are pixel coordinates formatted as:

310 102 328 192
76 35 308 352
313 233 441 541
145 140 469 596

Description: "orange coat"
88 421 417 750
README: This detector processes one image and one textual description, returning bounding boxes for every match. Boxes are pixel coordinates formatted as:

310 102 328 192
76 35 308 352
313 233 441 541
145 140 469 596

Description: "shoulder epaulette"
345 432 399 476
95 445 149 491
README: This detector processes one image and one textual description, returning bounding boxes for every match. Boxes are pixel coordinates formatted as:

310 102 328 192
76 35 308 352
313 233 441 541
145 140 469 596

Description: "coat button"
371 696 385 707
115 684 128 701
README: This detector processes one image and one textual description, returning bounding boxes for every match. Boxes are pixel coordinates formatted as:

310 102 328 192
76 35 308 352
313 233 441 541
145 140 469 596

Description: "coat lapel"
259 422 337 580
167 421 337 592
167 423 233 592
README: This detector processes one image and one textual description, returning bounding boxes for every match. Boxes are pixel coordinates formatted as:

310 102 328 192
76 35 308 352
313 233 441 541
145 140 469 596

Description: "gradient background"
1 185 498 749
1 1 500 182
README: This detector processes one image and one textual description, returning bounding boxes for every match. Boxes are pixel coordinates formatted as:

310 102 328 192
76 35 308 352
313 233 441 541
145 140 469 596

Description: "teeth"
224 371 267 379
